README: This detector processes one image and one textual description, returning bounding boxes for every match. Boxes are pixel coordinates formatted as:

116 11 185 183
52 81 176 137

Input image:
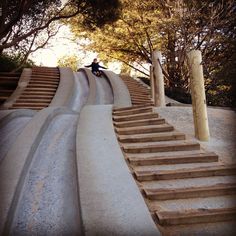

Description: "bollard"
152 50 165 107
150 65 155 101
187 50 210 141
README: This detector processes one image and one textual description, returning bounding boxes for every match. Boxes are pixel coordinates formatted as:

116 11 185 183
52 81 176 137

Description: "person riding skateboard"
85 58 107 76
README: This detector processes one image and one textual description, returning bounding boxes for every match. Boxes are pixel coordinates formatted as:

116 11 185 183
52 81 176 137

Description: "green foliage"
0 53 35 72
57 55 80 71
68 0 235 107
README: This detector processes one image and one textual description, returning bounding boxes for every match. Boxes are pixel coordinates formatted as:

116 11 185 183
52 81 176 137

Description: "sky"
29 25 122 73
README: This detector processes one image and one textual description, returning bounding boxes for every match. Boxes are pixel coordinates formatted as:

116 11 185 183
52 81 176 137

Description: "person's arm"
85 64 92 68
98 65 107 69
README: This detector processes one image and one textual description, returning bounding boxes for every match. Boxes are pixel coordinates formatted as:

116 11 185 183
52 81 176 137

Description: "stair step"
27 84 58 88
114 117 165 128
113 104 149 112
116 124 174 135
19 94 53 99
10 106 45 110
156 207 236 226
12 102 49 107
119 131 185 143
29 80 59 85
113 112 159 122
21 91 55 95
128 152 218 165
144 183 236 200
113 107 153 116
16 98 51 103
24 87 56 91
135 165 236 181
123 140 200 153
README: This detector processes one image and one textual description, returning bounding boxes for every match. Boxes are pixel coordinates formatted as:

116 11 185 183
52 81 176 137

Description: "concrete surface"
0 107 75 235
10 114 82 235
154 107 236 164
103 71 132 108
50 67 75 107
0 116 32 163
69 71 89 111
79 68 97 105
76 105 159 236
94 75 113 104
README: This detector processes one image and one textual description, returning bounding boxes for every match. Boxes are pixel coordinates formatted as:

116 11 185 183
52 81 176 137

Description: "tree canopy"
67 0 236 106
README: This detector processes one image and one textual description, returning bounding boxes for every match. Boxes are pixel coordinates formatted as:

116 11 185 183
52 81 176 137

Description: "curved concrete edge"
0 106 77 235
103 71 132 108
78 68 97 105
49 67 75 107
0 109 36 129
2 68 32 109
76 105 160 236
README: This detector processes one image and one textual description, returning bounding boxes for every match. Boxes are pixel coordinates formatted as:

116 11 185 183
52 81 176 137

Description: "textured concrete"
154 107 236 164
10 114 82 236
50 67 75 107
103 71 132 108
76 105 159 236
0 107 75 235
79 68 97 105
0 116 31 162
94 75 113 104
69 71 89 111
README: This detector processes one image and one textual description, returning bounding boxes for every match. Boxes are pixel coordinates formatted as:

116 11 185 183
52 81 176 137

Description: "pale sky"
29 25 122 73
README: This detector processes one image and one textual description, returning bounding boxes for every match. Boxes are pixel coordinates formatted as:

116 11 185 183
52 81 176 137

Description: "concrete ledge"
79 68 97 105
50 67 75 107
76 105 159 236
0 109 36 129
0 107 76 234
2 69 32 109
103 71 132 108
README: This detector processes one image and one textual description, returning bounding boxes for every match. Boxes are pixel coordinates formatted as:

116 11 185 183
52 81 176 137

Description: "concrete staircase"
113 77 236 235
0 72 20 105
10 67 59 110
121 75 153 106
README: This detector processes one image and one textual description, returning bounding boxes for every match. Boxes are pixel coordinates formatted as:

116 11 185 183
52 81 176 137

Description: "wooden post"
152 50 165 107
187 50 210 141
150 65 155 100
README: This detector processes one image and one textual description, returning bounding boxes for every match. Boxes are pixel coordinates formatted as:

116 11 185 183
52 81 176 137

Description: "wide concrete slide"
9 113 82 235
76 105 159 236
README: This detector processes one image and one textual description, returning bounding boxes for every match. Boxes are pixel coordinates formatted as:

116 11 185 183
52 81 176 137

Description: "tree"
0 0 121 52
68 0 236 106
57 54 81 71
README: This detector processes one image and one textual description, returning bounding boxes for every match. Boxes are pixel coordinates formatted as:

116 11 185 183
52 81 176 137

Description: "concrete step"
21 91 55 95
113 104 149 112
12 102 49 107
144 183 236 200
135 165 236 181
27 84 58 89
113 112 159 122
132 101 152 105
29 80 59 85
19 94 54 99
114 117 165 128
128 151 218 165
10 106 45 110
116 124 174 135
24 87 57 92
118 131 185 143
16 98 51 103
123 140 200 153
156 207 236 226
113 107 153 116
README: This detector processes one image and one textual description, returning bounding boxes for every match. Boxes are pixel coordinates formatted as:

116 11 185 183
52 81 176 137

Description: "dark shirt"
85 62 107 73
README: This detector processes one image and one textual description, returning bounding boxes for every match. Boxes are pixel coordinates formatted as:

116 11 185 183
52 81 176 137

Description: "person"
85 58 107 76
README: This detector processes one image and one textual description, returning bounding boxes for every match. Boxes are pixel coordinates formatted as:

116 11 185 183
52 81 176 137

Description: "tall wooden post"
187 50 210 141
150 65 155 100
152 50 165 107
